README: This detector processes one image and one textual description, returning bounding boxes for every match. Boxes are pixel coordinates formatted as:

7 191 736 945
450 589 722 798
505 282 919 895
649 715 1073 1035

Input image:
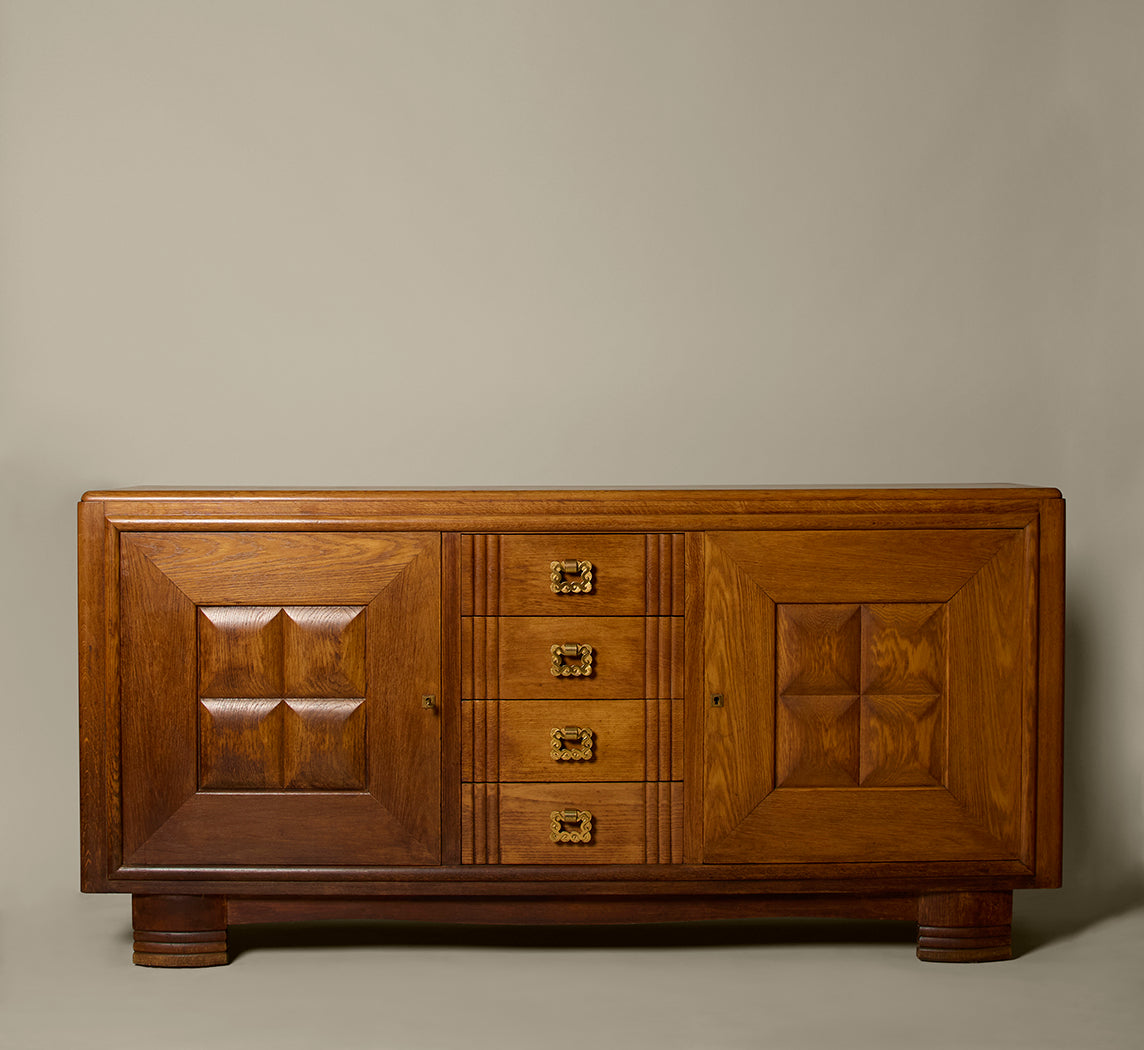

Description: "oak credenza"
78 486 1064 965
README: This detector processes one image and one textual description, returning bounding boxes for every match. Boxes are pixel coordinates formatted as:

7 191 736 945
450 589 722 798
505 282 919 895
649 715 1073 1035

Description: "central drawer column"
459 534 684 864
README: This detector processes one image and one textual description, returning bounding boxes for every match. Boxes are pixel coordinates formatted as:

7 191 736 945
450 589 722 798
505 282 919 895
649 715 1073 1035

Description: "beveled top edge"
81 484 1062 502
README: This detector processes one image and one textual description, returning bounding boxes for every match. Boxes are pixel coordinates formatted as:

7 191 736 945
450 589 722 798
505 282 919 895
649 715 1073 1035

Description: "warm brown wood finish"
225 893 918 926
463 533 653 615
457 693 682 790
117 532 441 867
132 895 228 968
463 616 683 700
1036 497 1066 886
461 783 684 865
916 891 1013 962
702 528 1034 867
79 487 1063 964
498 783 649 865
467 699 651 782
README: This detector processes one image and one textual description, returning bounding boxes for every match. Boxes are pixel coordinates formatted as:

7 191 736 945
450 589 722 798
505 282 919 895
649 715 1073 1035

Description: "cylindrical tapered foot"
132 895 228 967
916 891 1012 962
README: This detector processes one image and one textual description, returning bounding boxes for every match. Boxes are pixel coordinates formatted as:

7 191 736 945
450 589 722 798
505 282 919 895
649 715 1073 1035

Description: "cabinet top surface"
82 485 1061 502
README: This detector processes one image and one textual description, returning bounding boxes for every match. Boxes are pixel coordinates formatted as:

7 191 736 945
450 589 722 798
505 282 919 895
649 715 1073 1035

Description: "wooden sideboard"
78 487 1064 965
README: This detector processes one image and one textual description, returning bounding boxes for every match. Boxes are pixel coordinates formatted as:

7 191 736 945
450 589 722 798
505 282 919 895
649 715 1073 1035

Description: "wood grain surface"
497 783 648 865
702 525 1038 868
79 487 1063 966
118 531 442 868
463 616 683 700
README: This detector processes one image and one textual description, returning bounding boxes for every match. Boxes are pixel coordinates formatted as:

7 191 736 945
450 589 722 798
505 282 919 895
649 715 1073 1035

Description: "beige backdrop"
1 1 1142 1046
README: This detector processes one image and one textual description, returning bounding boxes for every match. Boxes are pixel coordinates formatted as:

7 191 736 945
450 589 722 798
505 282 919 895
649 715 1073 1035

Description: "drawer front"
497 699 646 782
497 783 647 864
500 616 646 699
479 534 649 616
463 616 683 699
462 698 682 783
462 617 681 700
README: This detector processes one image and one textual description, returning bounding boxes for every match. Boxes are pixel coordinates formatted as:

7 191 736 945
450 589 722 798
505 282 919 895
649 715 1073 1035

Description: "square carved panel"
776 605 862 696
199 607 285 698
776 603 947 789
776 694 861 786
196 606 367 791
859 695 943 787
282 607 366 698
862 605 945 694
282 698 366 790
199 698 284 790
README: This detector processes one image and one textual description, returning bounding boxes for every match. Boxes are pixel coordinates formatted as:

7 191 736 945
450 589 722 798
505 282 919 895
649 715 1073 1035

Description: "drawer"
462 534 685 616
462 616 683 699
500 699 646 781
497 783 647 864
462 698 684 782
463 782 684 864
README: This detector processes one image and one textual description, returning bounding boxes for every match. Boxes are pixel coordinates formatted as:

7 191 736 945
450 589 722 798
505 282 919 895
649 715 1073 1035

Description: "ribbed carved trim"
461 783 500 864
646 534 685 615
644 617 684 699
461 618 500 699
644 782 684 864
461 535 500 616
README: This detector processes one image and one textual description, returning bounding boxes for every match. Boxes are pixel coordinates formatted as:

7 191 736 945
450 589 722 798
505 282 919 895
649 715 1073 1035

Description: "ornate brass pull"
551 643 594 677
551 726 594 761
550 808 593 843
550 559 593 594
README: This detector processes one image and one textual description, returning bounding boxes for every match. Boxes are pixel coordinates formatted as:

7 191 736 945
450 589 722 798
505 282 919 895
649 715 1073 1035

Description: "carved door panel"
702 529 1036 867
119 532 440 868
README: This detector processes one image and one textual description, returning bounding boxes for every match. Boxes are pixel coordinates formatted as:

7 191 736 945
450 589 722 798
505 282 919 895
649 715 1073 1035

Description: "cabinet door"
119 532 440 868
702 529 1036 866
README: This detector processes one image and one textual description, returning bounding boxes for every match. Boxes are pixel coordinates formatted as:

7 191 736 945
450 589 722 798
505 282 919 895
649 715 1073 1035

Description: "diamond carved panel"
859 695 943 787
776 605 862 696
282 607 366 698
199 607 285 698
282 698 366 790
776 695 860 786
197 697 366 791
862 605 945 694
199 606 366 699
776 603 947 788
199 698 284 790
196 605 367 791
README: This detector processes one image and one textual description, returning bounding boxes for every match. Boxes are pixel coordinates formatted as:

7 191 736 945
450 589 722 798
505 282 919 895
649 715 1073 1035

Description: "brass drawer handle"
551 726 594 761
550 559 593 594
550 808 593 843
551 643 594 677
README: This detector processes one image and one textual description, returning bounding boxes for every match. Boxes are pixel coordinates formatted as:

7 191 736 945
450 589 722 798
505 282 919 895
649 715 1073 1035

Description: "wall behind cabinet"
1 0 1141 945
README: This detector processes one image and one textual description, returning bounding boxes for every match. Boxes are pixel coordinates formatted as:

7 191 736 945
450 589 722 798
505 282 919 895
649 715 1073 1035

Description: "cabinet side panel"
1036 499 1065 885
78 502 109 889
1020 519 1039 867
